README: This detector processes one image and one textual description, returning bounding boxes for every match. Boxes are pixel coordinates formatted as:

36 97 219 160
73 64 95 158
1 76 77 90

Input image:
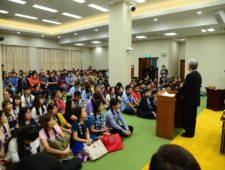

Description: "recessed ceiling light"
62 12 82 19
42 19 61 25
73 0 85 3
91 41 101 44
134 0 146 3
94 28 98 32
88 4 108 12
57 36 61 39
154 18 158 21
197 11 202 15
74 33 78 36
201 29 207 33
180 38 185 41
41 35 45 37
17 32 20 34
136 35 147 39
8 0 26 5
207 28 215 32
164 32 177 36
14 13 38 20
75 43 84 46
33 4 58 13
0 10 9 14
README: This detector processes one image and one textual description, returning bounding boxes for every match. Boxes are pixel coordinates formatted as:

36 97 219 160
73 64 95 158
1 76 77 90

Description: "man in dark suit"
176 58 202 138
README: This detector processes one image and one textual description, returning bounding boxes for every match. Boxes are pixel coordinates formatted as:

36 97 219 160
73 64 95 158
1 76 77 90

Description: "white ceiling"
0 0 225 47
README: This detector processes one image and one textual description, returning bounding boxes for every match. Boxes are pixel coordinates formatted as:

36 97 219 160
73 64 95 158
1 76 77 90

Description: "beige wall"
90 47 108 70
169 40 179 77
186 34 225 89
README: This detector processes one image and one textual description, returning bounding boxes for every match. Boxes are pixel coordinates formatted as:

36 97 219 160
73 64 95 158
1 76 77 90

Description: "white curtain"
1 45 29 72
37 48 82 70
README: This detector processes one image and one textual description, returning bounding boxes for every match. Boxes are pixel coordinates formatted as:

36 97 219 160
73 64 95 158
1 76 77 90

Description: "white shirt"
31 106 47 122
21 95 35 108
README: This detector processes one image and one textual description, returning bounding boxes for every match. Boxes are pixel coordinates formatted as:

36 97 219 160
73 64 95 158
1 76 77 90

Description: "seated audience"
21 87 35 109
31 95 47 122
121 85 139 115
149 144 201 170
52 90 65 115
86 91 103 115
88 101 110 140
3 90 12 102
71 107 92 155
0 110 11 160
106 98 133 137
18 107 39 128
73 91 83 107
5 126 40 163
2 100 18 136
137 89 156 119
48 104 72 134
131 85 141 104
12 95 22 114
64 99 77 125
7 72 19 96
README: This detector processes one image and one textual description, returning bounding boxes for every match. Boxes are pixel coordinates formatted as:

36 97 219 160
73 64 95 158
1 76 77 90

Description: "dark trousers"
182 107 197 136
110 125 134 137
122 108 136 115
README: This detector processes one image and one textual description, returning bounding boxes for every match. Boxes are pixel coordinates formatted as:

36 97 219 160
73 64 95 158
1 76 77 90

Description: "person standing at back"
176 58 202 138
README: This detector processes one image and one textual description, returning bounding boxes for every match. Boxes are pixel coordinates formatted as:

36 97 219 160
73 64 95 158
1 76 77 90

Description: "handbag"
100 133 123 152
83 139 108 161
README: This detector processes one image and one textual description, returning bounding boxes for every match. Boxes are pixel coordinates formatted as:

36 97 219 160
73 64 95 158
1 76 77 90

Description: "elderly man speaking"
176 58 202 138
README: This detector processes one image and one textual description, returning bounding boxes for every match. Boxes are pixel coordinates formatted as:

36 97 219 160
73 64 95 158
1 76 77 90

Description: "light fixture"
0 10 9 14
91 41 101 44
197 11 202 15
94 28 98 32
88 4 108 12
32 4 58 13
154 18 158 21
8 0 26 5
136 35 147 39
134 0 146 3
164 32 177 36
42 19 61 25
14 13 38 20
75 43 84 46
73 0 85 3
17 32 20 34
180 38 185 41
41 35 45 37
74 33 78 36
207 28 215 32
201 29 207 33
57 36 61 39
62 12 82 19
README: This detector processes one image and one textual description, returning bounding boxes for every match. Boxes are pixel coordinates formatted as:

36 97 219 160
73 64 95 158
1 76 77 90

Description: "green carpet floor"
82 97 207 170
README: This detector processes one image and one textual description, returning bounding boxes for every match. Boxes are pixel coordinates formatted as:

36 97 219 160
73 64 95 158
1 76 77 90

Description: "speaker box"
214 10 225 24
0 37 4 41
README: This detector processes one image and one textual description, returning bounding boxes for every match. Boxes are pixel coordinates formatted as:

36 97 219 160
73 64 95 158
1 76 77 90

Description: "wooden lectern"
156 93 176 140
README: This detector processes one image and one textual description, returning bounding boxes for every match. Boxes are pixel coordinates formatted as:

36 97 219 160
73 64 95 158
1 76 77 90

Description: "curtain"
1 45 29 72
37 48 82 70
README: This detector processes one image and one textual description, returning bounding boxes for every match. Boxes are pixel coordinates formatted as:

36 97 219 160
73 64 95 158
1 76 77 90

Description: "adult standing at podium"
176 58 202 138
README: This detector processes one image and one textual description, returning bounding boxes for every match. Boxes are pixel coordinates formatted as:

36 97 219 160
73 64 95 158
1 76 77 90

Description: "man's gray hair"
188 58 198 70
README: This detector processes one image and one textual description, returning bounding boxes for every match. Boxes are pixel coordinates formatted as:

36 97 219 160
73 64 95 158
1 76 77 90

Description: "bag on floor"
100 133 123 152
83 139 108 161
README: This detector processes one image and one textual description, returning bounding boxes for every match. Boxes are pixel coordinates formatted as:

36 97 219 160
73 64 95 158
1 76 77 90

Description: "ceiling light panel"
15 13 38 20
62 12 82 19
75 43 85 46
8 0 26 5
73 0 85 3
134 0 146 3
88 4 108 12
0 10 9 14
164 32 177 36
91 41 101 44
207 28 215 32
201 29 207 32
136 35 147 39
33 4 58 13
42 19 61 25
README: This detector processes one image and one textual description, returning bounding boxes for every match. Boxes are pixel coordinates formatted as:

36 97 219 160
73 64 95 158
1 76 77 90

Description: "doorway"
180 60 185 81
131 65 134 79
139 57 159 81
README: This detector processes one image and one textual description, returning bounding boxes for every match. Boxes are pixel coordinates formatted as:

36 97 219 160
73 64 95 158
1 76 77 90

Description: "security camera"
130 3 136 12
127 47 134 54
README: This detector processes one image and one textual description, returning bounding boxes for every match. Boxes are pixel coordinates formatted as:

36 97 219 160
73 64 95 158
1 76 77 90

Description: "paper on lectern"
161 91 175 97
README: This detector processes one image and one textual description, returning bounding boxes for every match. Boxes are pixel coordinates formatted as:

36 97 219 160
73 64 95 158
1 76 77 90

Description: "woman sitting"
31 95 47 123
48 104 72 134
5 126 39 163
12 95 22 115
71 107 92 155
137 89 156 119
88 101 110 140
52 90 65 115
18 107 39 128
0 110 11 160
106 98 133 137
64 99 77 125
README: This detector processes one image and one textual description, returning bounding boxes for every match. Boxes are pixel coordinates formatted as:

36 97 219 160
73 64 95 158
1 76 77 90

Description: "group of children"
0 68 183 169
